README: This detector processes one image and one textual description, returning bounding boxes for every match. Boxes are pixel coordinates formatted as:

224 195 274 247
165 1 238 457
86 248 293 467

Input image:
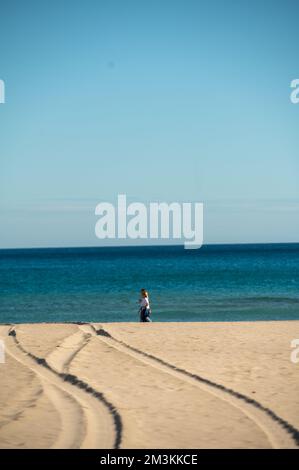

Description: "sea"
0 243 298 324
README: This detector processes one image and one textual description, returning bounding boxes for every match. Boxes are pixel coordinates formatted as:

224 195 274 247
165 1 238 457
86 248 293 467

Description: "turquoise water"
0 244 299 323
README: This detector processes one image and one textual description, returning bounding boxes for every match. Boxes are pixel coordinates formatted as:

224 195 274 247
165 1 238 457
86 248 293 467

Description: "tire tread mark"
8 328 122 449
95 328 299 447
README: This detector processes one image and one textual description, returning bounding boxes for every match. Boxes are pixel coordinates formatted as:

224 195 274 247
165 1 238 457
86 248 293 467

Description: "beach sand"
0 321 298 449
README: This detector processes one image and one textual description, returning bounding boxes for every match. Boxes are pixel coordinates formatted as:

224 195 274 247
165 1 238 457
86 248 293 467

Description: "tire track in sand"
93 325 299 449
5 326 122 449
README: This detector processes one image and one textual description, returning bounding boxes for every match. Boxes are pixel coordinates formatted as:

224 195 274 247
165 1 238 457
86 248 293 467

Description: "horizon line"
0 241 299 252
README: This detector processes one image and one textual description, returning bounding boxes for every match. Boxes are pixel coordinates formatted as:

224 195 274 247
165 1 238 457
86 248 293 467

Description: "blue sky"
0 0 298 248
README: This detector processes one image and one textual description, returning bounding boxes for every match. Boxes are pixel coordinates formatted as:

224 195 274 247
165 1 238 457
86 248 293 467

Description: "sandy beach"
0 321 298 449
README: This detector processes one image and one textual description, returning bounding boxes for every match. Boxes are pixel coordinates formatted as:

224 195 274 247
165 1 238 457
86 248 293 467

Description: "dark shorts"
140 307 152 322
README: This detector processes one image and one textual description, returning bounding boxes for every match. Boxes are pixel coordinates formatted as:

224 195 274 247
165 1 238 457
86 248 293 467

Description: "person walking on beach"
139 289 152 322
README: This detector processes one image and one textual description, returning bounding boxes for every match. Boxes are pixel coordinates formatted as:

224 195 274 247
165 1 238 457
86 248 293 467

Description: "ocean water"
0 244 299 324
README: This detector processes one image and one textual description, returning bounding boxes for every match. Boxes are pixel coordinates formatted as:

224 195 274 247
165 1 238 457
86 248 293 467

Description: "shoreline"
1 318 299 326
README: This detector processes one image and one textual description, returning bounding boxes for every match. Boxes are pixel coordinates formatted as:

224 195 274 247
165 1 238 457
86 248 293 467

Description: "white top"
140 297 149 308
